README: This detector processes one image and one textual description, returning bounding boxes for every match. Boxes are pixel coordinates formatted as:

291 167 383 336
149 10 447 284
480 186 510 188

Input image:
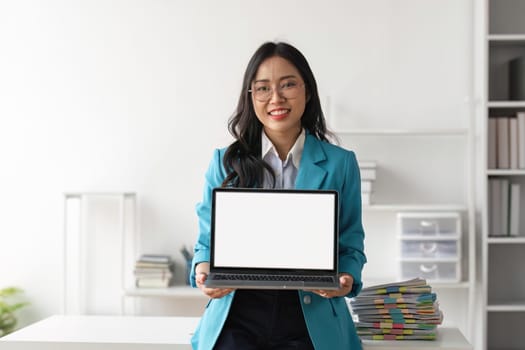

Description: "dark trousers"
213 290 315 350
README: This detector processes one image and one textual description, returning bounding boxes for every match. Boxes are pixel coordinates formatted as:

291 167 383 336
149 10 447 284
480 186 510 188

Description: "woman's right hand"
195 263 234 299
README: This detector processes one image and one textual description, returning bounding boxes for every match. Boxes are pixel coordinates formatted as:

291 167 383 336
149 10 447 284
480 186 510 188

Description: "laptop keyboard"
213 274 334 283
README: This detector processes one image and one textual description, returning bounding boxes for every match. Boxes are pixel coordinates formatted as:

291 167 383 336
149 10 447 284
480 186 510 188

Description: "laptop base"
205 274 340 290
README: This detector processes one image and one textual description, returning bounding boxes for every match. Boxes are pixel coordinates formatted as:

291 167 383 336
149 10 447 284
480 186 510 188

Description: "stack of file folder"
349 278 443 341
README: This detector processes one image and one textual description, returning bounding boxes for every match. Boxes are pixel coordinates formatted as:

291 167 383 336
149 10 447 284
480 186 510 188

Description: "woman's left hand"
312 273 353 298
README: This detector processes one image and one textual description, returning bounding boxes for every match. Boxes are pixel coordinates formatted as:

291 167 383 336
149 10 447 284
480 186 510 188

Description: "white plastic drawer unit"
401 240 458 259
400 261 460 282
397 212 461 237
397 212 462 283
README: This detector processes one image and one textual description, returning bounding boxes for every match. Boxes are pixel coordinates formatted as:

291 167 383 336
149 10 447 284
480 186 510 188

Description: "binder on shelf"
518 112 525 169
490 180 522 237
488 118 497 169
489 179 503 237
509 117 519 169
497 117 510 169
501 179 510 237
509 183 521 237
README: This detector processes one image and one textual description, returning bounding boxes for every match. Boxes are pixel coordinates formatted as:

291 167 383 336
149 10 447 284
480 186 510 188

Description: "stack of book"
488 112 525 170
349 278 443 341
359 161 377 205
134 254 174 288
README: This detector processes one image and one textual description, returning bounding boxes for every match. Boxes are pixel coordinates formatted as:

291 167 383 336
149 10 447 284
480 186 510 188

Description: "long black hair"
222 41 333 188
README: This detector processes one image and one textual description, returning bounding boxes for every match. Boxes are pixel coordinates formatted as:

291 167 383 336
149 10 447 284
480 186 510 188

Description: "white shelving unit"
63 192 207 316
63 192 137 315
337 124 476 342
480 1 525 349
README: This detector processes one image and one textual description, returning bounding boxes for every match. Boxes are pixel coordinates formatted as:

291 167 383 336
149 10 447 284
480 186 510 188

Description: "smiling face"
251 56 307 142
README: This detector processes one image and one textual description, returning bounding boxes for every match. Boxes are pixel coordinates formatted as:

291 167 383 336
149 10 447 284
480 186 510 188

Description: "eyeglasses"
249 80 305 102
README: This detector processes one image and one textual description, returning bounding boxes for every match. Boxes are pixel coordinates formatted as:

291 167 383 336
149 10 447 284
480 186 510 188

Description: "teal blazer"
190 133 367 350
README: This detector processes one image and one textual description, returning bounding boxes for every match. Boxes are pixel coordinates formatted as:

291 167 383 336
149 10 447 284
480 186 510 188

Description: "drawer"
401 240 459 259
400 261 460 282
397 212 461 237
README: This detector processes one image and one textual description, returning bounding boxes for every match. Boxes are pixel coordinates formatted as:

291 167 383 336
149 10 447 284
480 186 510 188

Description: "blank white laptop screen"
212 190 336 270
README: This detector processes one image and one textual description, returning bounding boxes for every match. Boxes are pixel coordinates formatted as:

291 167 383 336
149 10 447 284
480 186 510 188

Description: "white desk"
361 328 472 349
0 315 472 350
0 315 197 350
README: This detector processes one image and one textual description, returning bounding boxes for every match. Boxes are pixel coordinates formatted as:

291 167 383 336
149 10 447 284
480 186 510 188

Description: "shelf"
363 204 467 212
124 285 206 299
335 128 468 136
487 300 525 312
487 101 525 108
488 34 525 44
487 169 525 176
63 192 138 315
487 236 525 244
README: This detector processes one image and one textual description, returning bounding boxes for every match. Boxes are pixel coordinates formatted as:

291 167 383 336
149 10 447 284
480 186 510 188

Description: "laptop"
205 188 340 290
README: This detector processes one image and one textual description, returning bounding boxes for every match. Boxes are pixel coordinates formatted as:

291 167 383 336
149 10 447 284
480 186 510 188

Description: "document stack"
134 254 174 288
349 278 443 340
358 161 377 205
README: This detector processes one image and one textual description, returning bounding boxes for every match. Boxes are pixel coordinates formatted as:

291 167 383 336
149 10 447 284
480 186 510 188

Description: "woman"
190 41 366 349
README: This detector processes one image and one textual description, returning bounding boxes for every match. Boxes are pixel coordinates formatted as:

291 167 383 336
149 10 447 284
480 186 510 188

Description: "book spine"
489 179 502 237
488 118 497 169
518 112 525 169
497 117 510 169
501 179 510 236
509 183 521 237
509 117 519 169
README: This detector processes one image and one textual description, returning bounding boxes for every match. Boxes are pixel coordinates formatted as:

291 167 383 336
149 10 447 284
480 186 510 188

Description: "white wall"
0 0 474 341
